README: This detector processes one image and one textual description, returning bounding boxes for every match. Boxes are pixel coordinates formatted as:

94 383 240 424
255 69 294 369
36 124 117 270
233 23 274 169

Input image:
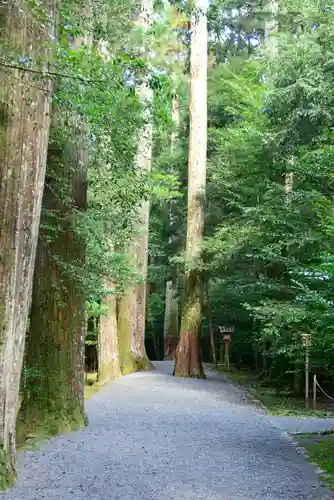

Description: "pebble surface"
0 361 332 500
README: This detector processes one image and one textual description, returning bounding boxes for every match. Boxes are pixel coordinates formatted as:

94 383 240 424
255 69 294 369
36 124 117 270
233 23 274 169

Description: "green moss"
134 356 152 371
16 405 86 447
0 448 16 491
117 294 134 374
16 372 97 456
86 372 103 398
117 294 151 375
120 356 151 375
98 362 121 386
295 433 334 490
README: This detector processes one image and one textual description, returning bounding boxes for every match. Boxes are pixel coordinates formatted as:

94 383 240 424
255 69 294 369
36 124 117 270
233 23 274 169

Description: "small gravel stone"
0 361 332 500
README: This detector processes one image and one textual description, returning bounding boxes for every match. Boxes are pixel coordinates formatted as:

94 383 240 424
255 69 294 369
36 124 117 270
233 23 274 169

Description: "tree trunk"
163 281 179 360
205 285 216 366
173 0 207 378
0 0 58 487
117 0 153 374
117 201 152 373
17 114 89 440
18 6 91 442
163 97 180 360
98 282 121 384
265 0 278 55
285 161 294 203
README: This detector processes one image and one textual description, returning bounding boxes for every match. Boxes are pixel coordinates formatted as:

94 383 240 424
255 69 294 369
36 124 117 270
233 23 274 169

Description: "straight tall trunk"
117 0 153 374
163 281 179 360
0 1 58 487
18 6 91 441
94 45 121 385
98 282 121 384
163 97 180 360
173 0 207 378
265 0 278 54
265 0 297 386
17 117 89 440
205 284 217 365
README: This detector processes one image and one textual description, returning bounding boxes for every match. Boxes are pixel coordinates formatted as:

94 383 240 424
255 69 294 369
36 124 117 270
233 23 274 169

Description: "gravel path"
0 361 332 500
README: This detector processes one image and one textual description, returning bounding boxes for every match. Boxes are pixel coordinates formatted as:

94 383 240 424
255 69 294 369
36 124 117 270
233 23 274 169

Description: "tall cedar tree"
18 6 92 439
163 97 180 360
0 0 58 487
117 0 153 374
98 277 121 384
173 0 207 377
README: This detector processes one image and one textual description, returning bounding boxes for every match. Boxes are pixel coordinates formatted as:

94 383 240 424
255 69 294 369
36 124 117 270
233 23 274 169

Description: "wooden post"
223 334 231 372
218 326 234 371
313 374 317 411
305 349 309 408
219 338 224 365
302 333 311 409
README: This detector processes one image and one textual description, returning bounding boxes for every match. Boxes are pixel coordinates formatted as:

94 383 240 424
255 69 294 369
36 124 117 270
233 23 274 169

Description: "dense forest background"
1 0 334 489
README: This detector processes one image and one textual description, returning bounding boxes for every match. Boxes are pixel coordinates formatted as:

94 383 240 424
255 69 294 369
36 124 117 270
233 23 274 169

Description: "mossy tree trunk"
173 0 207 378
98 282 121 384
18 7 92 441
0 0 58 488
117 0 153 374
18 122 89 441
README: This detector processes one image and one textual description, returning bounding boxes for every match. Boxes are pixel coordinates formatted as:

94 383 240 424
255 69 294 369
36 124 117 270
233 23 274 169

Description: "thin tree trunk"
95 43 121 385
0 1 58 487
205 284 216 366
18 5 91 441
163 97 180 360
173 0 207 378
163 281 179 360
265 0 278 55
117 0 153 374
285 162 294 203
98 282 121 384
265 0 289 196
266 0 296 386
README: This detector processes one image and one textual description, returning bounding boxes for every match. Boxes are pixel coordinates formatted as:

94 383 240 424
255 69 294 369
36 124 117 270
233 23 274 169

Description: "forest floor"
1 361 334 499
215 364 334 418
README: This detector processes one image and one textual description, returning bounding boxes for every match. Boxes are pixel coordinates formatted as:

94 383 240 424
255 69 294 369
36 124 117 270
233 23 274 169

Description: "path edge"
204 363 267 414
205 364 334 490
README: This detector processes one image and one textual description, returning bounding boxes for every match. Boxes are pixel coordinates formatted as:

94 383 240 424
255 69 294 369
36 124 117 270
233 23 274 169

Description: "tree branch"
0 60 110 85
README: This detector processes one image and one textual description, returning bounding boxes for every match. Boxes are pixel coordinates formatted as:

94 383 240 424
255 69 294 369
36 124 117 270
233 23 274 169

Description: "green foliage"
148 0 334 388
200 0 334 390
299 433 334 490
34 0 177 326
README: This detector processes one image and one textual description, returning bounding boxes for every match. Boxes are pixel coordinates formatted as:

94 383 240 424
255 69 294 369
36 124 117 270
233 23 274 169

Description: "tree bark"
98 282 121 384
265 0 278 55
18 5 91 442
17 113 89 440
0 0 58 487
117 0 153 374
173 0 207 378
205 284 216 366
163 281 179 360
163 97 180 360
